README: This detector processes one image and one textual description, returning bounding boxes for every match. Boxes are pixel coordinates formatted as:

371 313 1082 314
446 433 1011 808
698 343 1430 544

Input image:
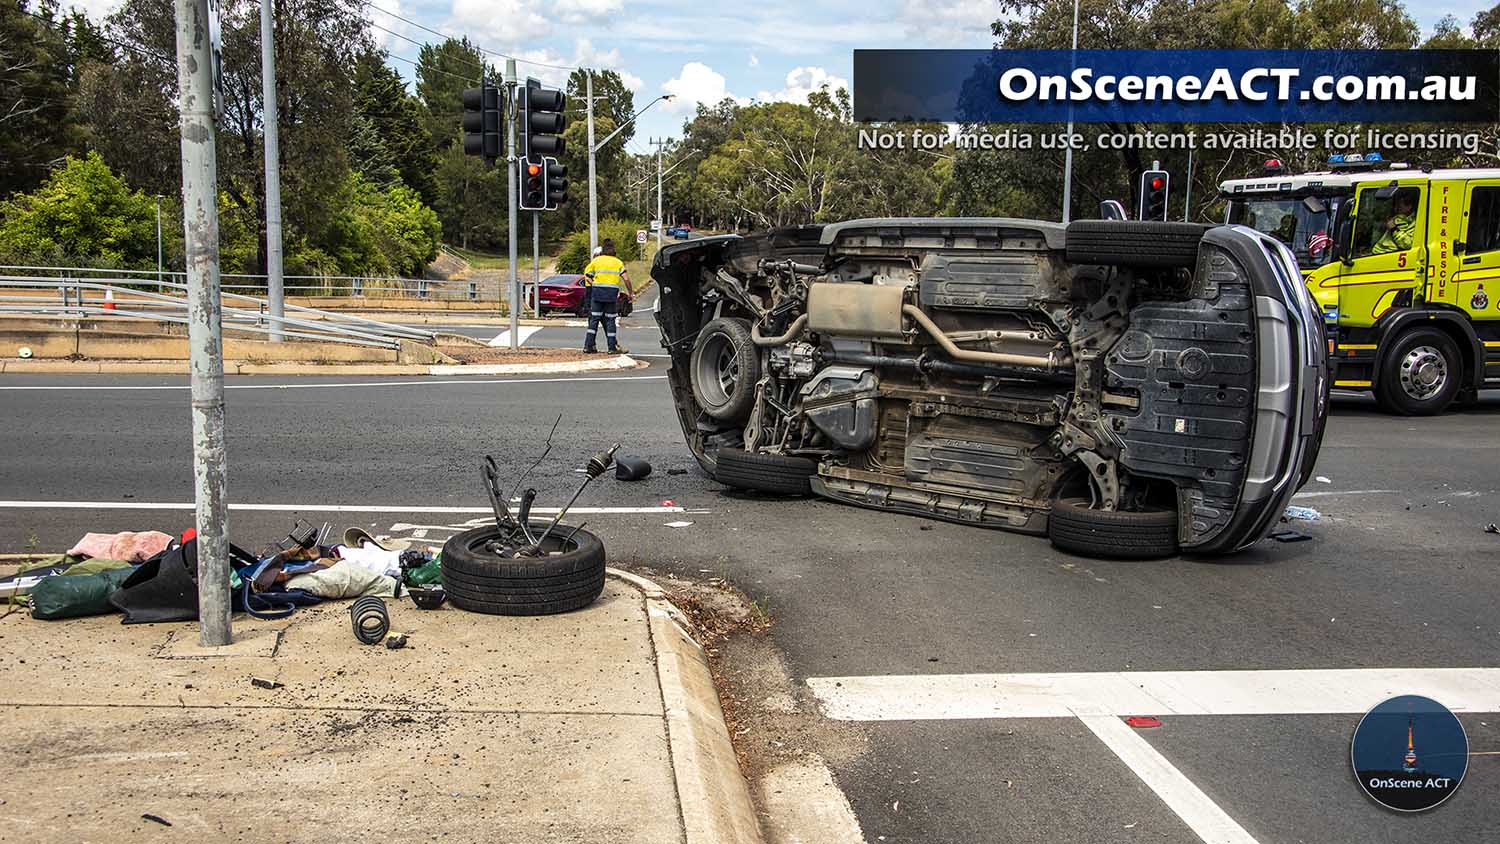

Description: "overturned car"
652 219 1327 558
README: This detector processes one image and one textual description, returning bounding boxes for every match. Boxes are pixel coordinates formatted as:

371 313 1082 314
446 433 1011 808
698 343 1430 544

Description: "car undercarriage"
652 218 1327 558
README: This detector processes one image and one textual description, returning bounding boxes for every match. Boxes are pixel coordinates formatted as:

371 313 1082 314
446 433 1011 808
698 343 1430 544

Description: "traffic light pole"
505 59 519 350
533 211 540 315
173 0 231 647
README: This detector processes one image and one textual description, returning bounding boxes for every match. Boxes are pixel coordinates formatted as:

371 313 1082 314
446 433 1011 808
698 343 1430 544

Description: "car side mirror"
1333 216 1355 265
1374 183 1399 200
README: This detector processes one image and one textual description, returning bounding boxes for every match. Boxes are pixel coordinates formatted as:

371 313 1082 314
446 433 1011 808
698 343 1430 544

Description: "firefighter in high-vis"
581 239 629 354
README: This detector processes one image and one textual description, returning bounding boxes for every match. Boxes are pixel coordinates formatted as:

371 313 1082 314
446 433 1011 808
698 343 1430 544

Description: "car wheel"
1375 328 1461 415
691 317 760 422
1064 220 1209 269
714 448 817 496
439 524 606 616
1047 497 1178 559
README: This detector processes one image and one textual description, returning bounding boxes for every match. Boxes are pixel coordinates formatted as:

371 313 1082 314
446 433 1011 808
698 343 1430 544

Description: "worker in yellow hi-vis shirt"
581 239 629 354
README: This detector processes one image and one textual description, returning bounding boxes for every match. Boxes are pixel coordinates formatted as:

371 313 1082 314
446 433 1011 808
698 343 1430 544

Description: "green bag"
405 555 443 586
31 567 135 620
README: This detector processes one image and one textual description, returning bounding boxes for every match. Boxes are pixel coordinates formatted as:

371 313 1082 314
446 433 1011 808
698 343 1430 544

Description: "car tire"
439 524 606 616
714 448 817 496
691 317 760 422
1374 328 1461 416
1065 220 1209 269
1047 497 1178 559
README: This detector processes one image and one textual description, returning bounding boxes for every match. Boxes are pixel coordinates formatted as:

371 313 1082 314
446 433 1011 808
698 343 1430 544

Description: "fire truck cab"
1222 155 1500 414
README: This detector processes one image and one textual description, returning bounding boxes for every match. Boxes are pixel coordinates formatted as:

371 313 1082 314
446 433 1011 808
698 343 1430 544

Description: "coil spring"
350 596 390 645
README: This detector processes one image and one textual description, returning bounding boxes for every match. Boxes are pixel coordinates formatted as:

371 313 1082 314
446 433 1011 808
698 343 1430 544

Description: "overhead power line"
358 0 579 72
384 51 480 85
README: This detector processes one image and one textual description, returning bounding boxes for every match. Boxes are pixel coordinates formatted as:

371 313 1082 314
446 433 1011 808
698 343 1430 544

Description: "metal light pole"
154 194 164 291
587 91 672 252
1061 0 1079 224
586 70 598 253
173 0 231 647
259 0 284 341
505 58 519 350
655 139 664 252
532 211 540 315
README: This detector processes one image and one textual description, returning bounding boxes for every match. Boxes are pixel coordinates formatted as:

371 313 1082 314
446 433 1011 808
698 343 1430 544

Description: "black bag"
109 539 258 624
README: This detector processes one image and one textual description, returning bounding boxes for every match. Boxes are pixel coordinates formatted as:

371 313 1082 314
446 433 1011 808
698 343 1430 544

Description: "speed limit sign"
636 229 648 244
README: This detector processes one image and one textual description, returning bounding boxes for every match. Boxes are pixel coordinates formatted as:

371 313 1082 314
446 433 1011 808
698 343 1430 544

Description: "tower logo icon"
1352 694 1468 812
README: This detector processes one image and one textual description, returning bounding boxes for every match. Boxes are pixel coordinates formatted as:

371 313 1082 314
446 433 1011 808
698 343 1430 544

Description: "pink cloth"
66 531 173 562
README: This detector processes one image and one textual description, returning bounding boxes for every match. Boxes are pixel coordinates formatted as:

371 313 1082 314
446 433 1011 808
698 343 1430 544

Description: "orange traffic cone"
103 288 116 310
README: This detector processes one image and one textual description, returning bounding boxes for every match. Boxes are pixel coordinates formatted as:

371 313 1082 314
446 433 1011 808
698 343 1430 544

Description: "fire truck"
1221 154 1500 414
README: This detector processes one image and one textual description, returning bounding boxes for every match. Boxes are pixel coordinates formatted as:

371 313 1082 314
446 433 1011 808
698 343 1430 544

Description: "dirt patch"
625 566 868 782
436 345 596 364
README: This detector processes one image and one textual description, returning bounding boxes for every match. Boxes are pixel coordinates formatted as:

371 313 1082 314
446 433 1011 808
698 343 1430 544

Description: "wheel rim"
694 332 739 409
1398 345 1448 401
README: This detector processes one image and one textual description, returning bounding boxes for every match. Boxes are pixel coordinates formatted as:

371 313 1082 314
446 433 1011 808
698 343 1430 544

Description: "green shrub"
554 217 645 274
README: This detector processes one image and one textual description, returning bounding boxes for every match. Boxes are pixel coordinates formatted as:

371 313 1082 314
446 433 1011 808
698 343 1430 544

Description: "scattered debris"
614 455 652 481
1124 716 1161 728
350 596 390 645
666 468 689 476
1269 529 1312 543
250 677 283 690
385 633 409 650
665 521 694 529
141 814 171 827
1315 476 1331 484
1485 524 1499 535
661 499 676 507
1282 505 1321 522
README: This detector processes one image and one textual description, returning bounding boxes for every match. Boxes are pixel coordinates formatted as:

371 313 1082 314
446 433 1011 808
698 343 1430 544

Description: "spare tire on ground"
440 524 606 616
1047 497 1178 559
714 448 817 496
1065 220 1209 269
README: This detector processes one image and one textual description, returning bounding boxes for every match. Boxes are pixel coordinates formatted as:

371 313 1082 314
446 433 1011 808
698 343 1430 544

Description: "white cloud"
64 0 122 20
748 53 759 67
898 0 997 46
755 66 849 104
448 0 624 49
662 62 747 112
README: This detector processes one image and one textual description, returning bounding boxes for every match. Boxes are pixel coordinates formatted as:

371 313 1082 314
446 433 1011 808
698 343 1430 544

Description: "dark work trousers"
584 288 620 352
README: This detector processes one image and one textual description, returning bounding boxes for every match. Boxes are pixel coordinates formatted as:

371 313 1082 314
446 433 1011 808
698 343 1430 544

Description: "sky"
65 0 1498 149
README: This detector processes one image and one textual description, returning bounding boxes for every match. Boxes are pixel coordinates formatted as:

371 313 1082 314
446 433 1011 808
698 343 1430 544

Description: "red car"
536 274 634 317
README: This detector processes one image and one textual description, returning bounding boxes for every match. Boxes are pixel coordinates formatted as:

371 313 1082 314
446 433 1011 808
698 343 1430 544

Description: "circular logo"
1352 694 1468 812
1471 288 1489 311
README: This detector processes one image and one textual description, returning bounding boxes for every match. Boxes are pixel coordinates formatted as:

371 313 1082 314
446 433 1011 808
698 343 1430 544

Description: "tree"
415 37 485 154
0 0 82 195
355 52 439 204
0 151 159 266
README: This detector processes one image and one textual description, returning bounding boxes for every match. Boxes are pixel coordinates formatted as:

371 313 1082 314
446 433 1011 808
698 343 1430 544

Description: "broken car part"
350 595 390 645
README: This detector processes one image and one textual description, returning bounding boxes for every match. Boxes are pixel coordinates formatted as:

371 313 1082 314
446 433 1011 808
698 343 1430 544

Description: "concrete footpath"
0 570 761 844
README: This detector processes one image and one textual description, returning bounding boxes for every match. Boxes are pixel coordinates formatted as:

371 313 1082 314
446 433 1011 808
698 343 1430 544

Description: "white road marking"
487 325 544 347
0 500 704 515
1290 489 1398 499
805 668 1500 720
0 374 666 391
1077 714 1260 844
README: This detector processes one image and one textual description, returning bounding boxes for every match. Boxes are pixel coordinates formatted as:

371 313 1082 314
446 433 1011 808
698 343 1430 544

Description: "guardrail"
0 276 438 350
0 264 491 301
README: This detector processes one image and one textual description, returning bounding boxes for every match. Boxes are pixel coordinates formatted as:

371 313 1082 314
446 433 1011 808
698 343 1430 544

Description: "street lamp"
154 194 164 291
586 75 674 251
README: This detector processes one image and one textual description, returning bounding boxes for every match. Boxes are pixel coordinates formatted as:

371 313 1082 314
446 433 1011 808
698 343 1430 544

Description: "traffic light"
544 157 568 210
520 160 546 210
519 77 566 164
461 80 501 167
1140 169 1169 221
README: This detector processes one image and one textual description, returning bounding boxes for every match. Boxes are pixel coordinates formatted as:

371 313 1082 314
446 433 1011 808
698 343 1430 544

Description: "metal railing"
0 276 437 350
0 265 492 302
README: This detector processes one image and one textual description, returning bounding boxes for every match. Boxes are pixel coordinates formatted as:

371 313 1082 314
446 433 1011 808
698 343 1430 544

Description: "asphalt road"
1 364 1496 844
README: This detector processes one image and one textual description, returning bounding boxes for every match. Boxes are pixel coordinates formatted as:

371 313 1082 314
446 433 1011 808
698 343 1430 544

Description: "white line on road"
1077 714 1261 844
1290 489 1399 499
0 374 666 391
487 325 544 347
806 668 1500 720
0 500 704 515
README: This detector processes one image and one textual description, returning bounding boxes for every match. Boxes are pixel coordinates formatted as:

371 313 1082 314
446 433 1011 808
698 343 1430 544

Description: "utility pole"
174 0 231 647
259 0 284 340
505 58 519 350
1061 0 1079 224
652 137 665 252
586 70 598 253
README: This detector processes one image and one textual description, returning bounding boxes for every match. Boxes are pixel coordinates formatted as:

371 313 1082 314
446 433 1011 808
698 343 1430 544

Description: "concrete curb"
605 568 765 844
0 355 646 377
